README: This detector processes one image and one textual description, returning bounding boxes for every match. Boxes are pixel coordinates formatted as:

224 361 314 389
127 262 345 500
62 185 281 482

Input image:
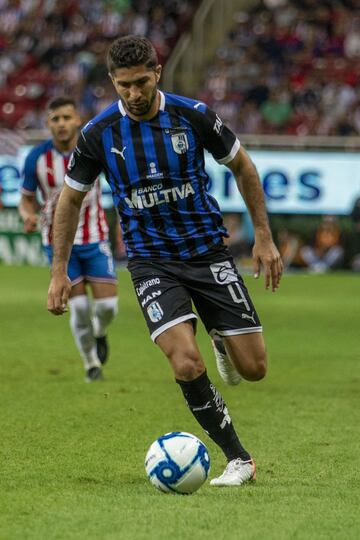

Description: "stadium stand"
0 0 199 128
198 0 360 136
1 0 359 271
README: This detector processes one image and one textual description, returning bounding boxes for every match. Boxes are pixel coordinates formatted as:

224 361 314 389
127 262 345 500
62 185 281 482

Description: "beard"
126 87 157 117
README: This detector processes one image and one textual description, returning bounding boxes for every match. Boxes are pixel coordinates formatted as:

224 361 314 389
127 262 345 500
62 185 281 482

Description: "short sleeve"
22 151 39 194
193 105 240 164
65 128 103 192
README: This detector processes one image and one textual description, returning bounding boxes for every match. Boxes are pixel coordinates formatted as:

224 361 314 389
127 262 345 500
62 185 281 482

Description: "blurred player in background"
19 97 118 382
47 37 283 486
300 216 344 273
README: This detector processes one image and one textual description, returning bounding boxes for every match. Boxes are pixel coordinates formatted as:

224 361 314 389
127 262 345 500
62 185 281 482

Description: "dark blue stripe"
119 117 145 253
102 126 134 257
177 114 222 253
121 117 168 257
159 113 204 257
140 121 189 258
102 128 119 192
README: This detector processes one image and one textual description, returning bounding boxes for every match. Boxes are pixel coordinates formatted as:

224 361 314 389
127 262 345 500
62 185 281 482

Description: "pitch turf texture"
1 266 359 540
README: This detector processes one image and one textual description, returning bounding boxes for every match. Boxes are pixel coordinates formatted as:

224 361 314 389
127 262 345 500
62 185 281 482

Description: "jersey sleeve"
65 128 103 192
193 105 240 165
22 151 39 194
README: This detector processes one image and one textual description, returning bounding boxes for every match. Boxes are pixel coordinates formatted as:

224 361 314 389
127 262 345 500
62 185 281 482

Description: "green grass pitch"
0 266 359 540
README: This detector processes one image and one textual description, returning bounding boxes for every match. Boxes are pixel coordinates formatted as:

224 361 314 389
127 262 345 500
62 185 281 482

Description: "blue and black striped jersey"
66 91 240 260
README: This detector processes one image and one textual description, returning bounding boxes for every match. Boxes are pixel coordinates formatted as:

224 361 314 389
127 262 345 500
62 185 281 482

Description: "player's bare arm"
19 193 40 232
47 183 86 315
227 146 283 291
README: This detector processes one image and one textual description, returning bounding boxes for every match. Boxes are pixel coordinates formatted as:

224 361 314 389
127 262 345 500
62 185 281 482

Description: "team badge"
147 301 164 323
171 132 189 154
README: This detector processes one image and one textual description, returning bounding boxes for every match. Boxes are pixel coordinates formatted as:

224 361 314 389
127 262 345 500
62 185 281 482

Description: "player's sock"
92 297 118 338
176 371 251 462
69 295 101 370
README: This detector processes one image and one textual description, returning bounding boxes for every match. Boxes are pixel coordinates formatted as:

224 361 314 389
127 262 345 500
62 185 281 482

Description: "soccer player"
20 97 118 382
47 37 283 485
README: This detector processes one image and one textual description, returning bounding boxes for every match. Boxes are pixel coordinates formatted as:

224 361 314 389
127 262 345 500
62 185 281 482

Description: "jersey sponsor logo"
111 146 126 160
147 301 164 322
146 162 164 180
171 132 189 154
136 277 161 296
141 290 161 308
213 114 223 135
210 261 238 285
137 184 162 195
125 182 195 210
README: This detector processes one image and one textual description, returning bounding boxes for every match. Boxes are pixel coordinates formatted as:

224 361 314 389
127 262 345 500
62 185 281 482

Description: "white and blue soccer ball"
145 431 210 494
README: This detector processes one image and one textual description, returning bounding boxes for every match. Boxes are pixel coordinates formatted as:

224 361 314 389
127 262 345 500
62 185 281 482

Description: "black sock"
176 371 251 462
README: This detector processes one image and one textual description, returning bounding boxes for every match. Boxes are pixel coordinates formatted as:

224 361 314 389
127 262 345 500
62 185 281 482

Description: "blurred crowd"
0 0 198 128
199 0 360 136
1 0 360 272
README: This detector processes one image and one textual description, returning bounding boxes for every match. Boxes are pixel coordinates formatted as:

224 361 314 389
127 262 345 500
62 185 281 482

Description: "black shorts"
128 246 262 342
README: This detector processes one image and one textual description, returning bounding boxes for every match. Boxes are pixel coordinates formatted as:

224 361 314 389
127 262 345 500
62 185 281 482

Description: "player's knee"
69 295 91 328
93 297 118 324
169 348 205 381
242 349 267 381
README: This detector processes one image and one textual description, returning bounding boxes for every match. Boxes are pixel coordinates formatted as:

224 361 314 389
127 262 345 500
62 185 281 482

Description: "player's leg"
67 247 103 381
171 252 262 485
68 282 103 382
212 331 266 384
156 322 255 486
129 262 255 485
89 282 118 364
46 244 101 381
219 331 266 381
82 241 118 365
128 258 254 486
187 250 265 385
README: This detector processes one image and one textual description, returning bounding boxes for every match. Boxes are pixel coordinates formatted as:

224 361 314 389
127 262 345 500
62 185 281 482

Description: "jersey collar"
118 91 165 117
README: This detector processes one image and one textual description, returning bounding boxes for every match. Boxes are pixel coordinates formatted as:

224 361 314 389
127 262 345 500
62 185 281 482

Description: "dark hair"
107 35 158 72
47 96 77 111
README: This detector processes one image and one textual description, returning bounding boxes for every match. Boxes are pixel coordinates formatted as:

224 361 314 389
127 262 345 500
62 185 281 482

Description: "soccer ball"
145 431 210 494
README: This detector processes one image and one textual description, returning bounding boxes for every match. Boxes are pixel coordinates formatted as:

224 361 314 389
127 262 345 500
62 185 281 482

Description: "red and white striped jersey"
22 139 108 246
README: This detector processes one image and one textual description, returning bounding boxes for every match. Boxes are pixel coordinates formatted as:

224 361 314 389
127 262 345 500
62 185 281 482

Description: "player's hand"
23 214 38 233
253 235 283 292
47 273 72 315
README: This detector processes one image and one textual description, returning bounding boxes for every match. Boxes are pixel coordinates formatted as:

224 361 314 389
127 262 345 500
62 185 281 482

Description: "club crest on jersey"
147 301 164 323
171 132 189 154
